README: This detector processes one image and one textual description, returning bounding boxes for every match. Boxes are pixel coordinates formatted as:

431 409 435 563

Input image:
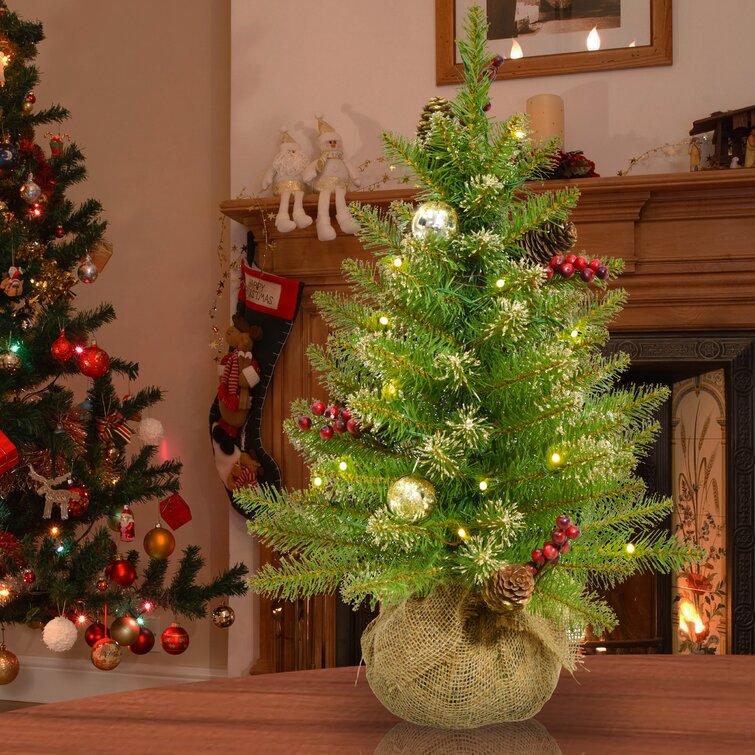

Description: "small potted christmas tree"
240 5 699 729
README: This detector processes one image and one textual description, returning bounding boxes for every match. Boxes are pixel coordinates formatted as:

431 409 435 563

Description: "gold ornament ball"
387 474 436 521
211 605 235 629
143 524 176 560
90 637 122 671
21 100 33 114
0 351 21 372
0 644 19 685
110 616 140 646
105 444 119 462
411 201 459 241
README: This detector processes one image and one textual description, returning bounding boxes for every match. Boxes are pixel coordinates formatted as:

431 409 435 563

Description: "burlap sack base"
374 719 562 755
361 581 576 730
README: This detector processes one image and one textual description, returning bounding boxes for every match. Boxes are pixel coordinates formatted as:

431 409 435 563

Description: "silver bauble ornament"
76 254 99 284
411 201 459 240
19 172 42 204
211 605 236 629
42 616 78 652
387 474 436 521
0 351 21 372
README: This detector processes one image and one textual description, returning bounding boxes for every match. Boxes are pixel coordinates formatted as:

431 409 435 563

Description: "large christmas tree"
241 6 699 725
0 5 246 663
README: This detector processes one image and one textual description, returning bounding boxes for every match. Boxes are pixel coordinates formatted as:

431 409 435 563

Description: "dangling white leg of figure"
334 185 359 235
316 189 336 241
275 191 296 233
292 190 313 228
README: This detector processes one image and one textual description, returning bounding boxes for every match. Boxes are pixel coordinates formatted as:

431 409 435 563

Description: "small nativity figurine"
303 114 360 242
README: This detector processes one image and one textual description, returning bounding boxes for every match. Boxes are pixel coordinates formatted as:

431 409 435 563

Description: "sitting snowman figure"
303 114 360 241
261 127 313 233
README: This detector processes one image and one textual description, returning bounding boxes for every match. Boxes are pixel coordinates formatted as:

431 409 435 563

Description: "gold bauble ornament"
21 100 33 114
211 604 235 629
143 523 175 560
105 444 119 462
0 351 21 372
90 637 121 670
0 643 19 685
110 616 140 646
411 201 459 240
387 474 436 521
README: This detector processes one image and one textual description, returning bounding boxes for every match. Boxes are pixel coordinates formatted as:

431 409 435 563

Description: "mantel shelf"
222 170 755 332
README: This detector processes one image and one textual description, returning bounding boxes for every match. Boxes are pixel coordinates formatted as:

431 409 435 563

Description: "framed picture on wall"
435 0 672 84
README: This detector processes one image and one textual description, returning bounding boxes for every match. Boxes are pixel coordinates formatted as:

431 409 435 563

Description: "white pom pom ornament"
138 418 164 446
42 616 78 652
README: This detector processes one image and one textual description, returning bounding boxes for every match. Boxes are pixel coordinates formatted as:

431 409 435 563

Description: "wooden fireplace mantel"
221 170 755 332
221 170 755 672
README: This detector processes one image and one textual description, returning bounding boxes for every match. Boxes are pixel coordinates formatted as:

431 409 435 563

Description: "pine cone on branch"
483 564 535 613
417 96 454 141
521 221 577 264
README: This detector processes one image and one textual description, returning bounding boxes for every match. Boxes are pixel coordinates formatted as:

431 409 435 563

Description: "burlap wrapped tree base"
361 582 577 729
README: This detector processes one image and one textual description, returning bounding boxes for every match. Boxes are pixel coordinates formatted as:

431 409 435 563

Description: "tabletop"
1 655 754 754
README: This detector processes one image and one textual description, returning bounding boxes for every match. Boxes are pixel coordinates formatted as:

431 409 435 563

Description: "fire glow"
679 599 706 642
586 27 601 51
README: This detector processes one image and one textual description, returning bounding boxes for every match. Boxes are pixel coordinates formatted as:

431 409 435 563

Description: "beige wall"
4 0 237 698
231 0 755 185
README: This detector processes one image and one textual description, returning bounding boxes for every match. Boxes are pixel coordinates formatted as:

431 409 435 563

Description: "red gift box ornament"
159 493 192 530
0 431 19 475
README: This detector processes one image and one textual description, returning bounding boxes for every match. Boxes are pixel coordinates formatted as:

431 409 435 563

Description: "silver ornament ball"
411 201 459 240
211 605 236 629
387 474 436 521
19 173 42 204
77 255 99 284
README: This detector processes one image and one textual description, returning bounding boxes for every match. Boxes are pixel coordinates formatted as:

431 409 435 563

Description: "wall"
231 0 755 186
3 0 239 702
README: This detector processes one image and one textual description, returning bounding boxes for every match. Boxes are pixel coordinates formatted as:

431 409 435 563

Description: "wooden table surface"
1 656 754 754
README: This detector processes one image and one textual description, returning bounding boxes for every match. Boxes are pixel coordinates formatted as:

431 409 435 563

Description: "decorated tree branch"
0 4 246 681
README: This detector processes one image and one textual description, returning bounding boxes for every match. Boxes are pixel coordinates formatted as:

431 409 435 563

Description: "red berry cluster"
544 254 609 284
526 514 580 576
298 400 361 440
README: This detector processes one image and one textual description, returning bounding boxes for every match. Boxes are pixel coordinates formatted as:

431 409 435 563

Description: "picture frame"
435 0 672 84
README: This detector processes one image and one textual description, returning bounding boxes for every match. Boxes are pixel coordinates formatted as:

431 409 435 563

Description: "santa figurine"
303 114 360 241
119 504 135 542
261 127 313 233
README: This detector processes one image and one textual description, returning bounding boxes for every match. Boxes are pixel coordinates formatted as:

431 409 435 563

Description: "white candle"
525 94 564 147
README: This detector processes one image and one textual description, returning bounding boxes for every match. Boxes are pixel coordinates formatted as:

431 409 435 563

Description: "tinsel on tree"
241 7 699 639
0 6 246 635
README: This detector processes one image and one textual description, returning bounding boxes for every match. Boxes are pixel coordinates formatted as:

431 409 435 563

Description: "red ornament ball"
297 416 311 431
525 562 539 577
324 404 339 419
580 267 595 283
565 254 577 265
311 400 325 416
161 624 190 655
346 419 361 437
84 622 106 648
110 558 136 588
560 540 572 554
319 424 334 440
558 262 575 278
51 330 75 362
78 343 110 378
21 568 35 585
339 408 352 421
130 626 155 655
96 578 109 592
54 224 65 238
